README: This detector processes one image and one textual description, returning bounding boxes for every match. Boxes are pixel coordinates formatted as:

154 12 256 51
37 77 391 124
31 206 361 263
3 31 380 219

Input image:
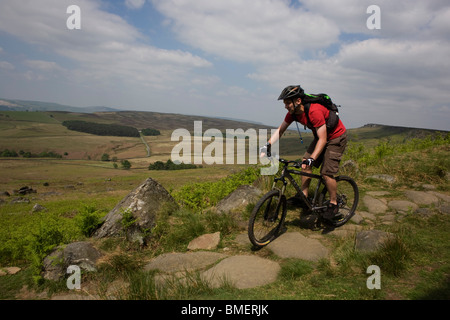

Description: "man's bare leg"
323 174 337 205
301 167 312 197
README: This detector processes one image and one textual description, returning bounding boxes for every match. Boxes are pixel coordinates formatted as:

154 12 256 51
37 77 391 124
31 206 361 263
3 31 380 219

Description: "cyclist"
260 85 347 222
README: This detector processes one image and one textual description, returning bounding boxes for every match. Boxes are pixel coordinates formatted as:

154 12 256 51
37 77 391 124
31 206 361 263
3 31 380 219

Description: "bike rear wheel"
248 189 287 248
318 175 359 227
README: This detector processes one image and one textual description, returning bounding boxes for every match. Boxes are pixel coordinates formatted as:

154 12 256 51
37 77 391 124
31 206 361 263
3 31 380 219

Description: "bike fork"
263 183 286 221
272 179 287 196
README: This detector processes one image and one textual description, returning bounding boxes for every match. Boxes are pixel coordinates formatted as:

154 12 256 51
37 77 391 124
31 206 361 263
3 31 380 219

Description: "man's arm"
260 121 290 157
268 121 289 145
309 124 327 160
302 124 327 169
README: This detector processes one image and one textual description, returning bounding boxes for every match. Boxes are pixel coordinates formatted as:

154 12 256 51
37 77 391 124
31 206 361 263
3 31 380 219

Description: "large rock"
43 241 103 281
94 178 178 244
216 185 262 213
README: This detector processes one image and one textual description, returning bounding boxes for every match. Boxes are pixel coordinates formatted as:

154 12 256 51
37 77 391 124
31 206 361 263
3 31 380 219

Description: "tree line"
62 120 140 137
148 159 198 170
141 128 161 136
0 149 63 158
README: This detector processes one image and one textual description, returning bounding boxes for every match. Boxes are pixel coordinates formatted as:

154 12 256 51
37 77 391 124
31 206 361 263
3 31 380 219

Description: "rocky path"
132 188 450 293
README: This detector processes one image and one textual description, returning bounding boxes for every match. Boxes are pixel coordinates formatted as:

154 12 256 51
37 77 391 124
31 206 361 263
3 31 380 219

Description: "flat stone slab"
358 211 377 221
388 200 419 213
201 255 280 289
363 195 388 214
187 232 220 250
404 191 439 206
321 224 363 238
0 267 21 276
355 230 395 252
366 191 391 197
428 191 450 203
267 232 329 261
144 251 227 273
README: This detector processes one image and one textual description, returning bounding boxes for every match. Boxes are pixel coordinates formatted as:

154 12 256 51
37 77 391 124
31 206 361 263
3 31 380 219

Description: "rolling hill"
0 98 447 163
0 98 119 113
0 108 277 162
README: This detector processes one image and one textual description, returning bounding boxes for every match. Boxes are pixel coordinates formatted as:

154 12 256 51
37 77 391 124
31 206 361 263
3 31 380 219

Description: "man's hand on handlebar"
259 142 271 158
301 158 315 170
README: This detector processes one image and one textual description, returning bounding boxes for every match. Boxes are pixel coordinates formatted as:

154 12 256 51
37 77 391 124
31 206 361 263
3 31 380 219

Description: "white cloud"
0 61 15 71
0 0 211 93
151 0 340 64
426 6 450 39
337 39 450 85
243 1 450 130
299 0 370 34
299 0 449 38
125 0 146 10
248 33 450 128
25 60 65 72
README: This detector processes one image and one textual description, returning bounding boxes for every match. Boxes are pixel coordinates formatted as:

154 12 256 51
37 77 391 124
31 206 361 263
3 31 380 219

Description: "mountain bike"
248 158 359 248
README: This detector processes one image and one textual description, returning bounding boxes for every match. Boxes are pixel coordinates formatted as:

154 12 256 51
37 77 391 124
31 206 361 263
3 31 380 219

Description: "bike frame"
272 160 328 212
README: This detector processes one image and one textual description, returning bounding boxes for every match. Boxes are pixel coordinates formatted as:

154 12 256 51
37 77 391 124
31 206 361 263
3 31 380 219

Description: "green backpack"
291 93 341 144
302 93 340 131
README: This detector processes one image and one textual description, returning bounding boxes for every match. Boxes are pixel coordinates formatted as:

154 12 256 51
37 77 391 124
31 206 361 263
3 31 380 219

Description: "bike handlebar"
278 158 302 168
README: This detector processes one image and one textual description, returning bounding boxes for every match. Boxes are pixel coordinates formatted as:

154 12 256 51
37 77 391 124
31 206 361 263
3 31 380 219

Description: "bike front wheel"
248 189 287 248
318 175 359 227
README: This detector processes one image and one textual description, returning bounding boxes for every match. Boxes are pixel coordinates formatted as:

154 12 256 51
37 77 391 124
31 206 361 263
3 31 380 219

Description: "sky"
0 0 449 131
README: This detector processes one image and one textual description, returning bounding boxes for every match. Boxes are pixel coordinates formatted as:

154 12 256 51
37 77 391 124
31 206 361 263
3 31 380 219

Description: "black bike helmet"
277 85 304 100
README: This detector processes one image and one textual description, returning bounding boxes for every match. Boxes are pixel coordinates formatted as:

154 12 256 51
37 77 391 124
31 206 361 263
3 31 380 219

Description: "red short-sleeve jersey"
284 103 346 140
